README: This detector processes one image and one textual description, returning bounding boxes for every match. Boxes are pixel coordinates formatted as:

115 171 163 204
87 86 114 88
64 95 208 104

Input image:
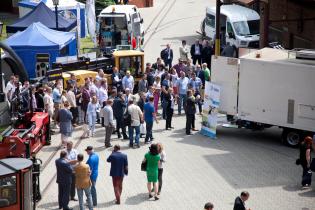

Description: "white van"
98 5 144 51
204 4 260 50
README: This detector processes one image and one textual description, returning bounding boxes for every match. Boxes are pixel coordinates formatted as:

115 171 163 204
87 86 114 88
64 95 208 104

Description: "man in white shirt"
179 40 189 63
127 98 143 148
66 85 78 126
122 71 134 93
103 99 114 148
65 141 79 201
44 87 54 119
5 75 16 102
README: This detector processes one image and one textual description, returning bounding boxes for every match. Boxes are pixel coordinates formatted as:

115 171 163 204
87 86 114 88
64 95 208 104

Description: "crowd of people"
4 39 255 210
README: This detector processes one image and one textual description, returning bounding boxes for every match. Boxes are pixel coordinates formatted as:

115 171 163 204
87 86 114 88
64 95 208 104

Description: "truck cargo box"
212 48 315 133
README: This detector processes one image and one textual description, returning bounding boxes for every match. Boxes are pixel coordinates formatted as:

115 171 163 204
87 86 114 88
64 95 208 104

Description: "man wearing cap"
107 145 128 204
127 98 143 148
85 146 99 207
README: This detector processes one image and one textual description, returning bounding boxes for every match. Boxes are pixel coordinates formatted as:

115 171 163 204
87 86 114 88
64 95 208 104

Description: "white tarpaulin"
86 0 96 46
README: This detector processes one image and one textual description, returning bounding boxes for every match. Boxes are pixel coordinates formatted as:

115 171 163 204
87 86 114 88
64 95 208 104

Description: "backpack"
123 107 132 126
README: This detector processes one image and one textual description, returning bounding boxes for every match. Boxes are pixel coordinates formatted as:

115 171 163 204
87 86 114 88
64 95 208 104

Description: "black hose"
0 41 29 82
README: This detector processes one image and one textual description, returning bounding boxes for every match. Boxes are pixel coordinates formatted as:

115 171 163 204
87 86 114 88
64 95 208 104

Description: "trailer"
212 48 315 146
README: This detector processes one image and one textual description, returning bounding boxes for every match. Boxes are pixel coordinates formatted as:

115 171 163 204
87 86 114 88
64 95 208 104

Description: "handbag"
141 160 147 171
310 158 315 172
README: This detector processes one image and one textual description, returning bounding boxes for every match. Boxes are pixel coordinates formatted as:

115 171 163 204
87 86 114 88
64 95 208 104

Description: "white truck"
202 4 260 55
97 5 144 52
212 48 315 147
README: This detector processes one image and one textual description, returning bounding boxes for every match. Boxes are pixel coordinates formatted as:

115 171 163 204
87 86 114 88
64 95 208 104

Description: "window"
233 20 259 36
205 13 215 27
227 22 234 35
119 55 142 76
0 175 17 207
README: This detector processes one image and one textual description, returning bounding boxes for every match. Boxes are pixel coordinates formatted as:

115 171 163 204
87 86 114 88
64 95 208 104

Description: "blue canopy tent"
18 0 86 37
5 22 77 79
6 2 76 34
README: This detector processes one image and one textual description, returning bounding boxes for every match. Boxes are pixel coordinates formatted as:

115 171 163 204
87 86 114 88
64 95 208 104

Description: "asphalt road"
36 0 315 209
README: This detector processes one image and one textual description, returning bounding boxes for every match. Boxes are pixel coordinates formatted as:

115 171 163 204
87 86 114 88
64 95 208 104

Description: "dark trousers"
70 174 76 199
70 107 78 124
105 126 114 146
164 59 172 69
186 114 195 134
166 108 173 129
192 55 202 65
302 165 312 186
112 177 123 202
145 121 153 142
58 183 71 209
116 117 128 138
158 168 163 193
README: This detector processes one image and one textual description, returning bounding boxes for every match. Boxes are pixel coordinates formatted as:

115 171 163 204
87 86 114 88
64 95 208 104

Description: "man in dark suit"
145 63 155 87
190 40 203 65
107 145 128 204
113 92 128 139
55 150 73 210
111 67 123 93
185 90 198 135
160 44 173 69
233 191 251 210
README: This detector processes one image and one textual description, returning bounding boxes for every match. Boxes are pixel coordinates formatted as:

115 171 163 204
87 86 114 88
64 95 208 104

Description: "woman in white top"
153 76 161 113
87 96 100 136
157 143 166 195
60 90 68 109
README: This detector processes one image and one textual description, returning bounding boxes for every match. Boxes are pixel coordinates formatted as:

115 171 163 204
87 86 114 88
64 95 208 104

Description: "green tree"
77 0 116 14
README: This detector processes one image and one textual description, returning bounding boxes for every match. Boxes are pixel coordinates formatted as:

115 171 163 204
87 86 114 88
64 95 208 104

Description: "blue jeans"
129 125 140 145
91 181 97 206
145 121 153 142
77 187 93 210
178 94 187 114
88 114 97 133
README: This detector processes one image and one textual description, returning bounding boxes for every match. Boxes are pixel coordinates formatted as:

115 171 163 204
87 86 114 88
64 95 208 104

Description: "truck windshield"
233 20 259 36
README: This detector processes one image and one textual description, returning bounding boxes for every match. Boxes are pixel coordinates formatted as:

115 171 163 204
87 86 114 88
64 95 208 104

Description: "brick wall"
128 0 153 8
268 0 315 49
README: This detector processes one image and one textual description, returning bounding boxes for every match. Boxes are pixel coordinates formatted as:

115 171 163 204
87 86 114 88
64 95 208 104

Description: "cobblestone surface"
36 112 315 210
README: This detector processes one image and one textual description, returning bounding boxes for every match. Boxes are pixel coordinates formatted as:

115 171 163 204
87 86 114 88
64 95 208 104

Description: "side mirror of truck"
228 32 235 39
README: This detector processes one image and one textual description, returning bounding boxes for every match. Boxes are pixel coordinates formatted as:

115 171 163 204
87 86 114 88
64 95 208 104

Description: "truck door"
211 56 239 115
204 12 215 40
226 21 237 47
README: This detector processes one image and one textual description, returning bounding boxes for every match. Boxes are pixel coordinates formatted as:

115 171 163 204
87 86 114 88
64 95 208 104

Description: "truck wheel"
282 129 301 147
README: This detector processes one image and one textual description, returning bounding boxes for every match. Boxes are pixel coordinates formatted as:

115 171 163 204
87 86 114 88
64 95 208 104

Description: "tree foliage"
77 0 116 13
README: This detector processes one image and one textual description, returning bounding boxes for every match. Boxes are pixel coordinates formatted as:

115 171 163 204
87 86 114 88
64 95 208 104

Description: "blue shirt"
107 151 128 177
86 152 99 181
189 77 202 92
177 77 189 95
52 88 61 103
144 102 154 123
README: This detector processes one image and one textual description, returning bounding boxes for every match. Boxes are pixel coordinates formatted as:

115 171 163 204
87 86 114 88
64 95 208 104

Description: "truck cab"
98 5 144 52
204 5 260 52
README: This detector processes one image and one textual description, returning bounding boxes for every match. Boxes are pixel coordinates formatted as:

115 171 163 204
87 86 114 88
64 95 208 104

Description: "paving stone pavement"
35 110 315 210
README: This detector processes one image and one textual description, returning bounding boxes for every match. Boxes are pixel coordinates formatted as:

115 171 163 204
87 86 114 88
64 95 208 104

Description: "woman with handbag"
143 144 160 200
299 136 313 188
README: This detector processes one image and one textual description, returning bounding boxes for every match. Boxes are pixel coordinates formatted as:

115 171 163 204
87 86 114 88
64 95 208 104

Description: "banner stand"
200 82 220 139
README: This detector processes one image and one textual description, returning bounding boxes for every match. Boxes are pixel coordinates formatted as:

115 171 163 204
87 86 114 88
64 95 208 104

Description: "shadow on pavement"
174 126 302 189
37 201 59 210
125 192 148 205
298 190 315 197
